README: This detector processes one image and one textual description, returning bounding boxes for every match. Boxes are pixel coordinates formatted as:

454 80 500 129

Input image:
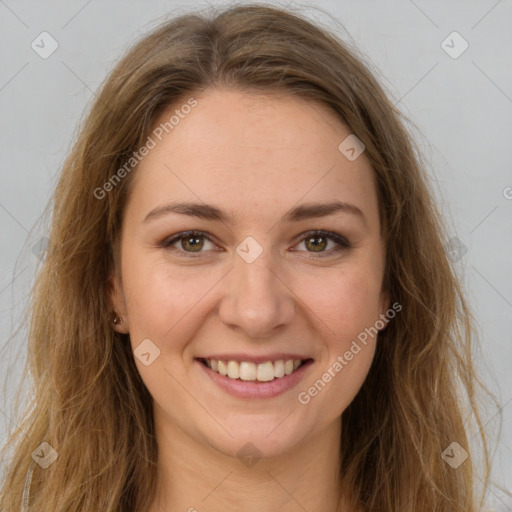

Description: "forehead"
126 88 379 229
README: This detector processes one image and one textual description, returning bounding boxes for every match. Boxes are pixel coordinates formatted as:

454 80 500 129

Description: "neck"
146 414 348 512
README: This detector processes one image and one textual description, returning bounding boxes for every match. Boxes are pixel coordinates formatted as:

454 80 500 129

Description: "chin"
196 414 311 461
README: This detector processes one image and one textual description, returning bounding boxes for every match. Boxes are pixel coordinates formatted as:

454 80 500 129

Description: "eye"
292 230 351 258
160 229 351 259
161 231 217 258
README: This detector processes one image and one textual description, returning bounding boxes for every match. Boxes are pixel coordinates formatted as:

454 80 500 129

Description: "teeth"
274 360 285 378
204 358 304 382
218 360 228 376
240 361 257 381
227 360 239 379
256 361 274 382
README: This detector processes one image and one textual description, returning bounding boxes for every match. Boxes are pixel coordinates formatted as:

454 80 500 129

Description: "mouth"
196 357 313 383
195 356 314 399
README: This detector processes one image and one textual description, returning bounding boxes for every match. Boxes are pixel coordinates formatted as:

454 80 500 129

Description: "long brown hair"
0 3 501 511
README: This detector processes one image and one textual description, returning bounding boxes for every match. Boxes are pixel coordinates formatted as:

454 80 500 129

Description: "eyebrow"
143 200 366 226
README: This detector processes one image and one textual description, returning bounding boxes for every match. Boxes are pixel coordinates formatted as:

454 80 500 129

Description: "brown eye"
180 234 204 252
304 234 328 252
161 229 351 259
162 231 216 257
294 230 351 258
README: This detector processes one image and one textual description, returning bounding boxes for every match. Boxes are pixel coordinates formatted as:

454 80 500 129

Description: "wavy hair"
0 3 501 511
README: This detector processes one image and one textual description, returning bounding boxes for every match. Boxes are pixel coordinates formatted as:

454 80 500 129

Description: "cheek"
298 271 380 416
301 266 383 338
121 261 214 398
121 254 221 347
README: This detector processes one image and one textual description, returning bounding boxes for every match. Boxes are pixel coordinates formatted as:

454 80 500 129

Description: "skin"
109 87 389 512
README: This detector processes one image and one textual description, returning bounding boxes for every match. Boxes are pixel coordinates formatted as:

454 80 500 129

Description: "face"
110 87 389 459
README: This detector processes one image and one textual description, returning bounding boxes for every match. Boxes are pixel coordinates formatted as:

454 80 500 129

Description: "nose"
218 244 296 338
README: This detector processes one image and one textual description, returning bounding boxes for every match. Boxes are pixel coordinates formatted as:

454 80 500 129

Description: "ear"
379 288 390 318
377 288 391 331
107 269 130 334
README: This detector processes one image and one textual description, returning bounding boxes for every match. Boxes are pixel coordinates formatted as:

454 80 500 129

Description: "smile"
200 358 309 382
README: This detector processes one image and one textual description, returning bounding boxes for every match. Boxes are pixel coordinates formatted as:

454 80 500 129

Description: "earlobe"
107 270 130 334
111 310 129 334
379 289 390 318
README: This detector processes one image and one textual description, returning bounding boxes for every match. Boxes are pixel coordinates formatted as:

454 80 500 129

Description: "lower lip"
196 359 314 399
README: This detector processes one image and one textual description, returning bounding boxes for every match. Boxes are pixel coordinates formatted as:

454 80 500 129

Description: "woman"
0 4 499 511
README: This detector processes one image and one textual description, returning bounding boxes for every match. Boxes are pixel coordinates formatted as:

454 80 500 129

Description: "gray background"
1 0 511 508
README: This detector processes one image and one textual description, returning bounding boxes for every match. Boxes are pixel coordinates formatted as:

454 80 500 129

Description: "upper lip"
197 353 313 364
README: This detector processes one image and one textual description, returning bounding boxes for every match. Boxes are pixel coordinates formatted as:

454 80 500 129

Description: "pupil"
308 236 326 252
185 236 202 251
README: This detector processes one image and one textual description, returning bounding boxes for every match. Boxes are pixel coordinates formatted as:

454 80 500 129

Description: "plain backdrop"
0 0 511 508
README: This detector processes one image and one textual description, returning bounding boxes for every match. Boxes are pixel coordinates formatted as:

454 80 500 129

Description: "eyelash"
160 230 351 259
